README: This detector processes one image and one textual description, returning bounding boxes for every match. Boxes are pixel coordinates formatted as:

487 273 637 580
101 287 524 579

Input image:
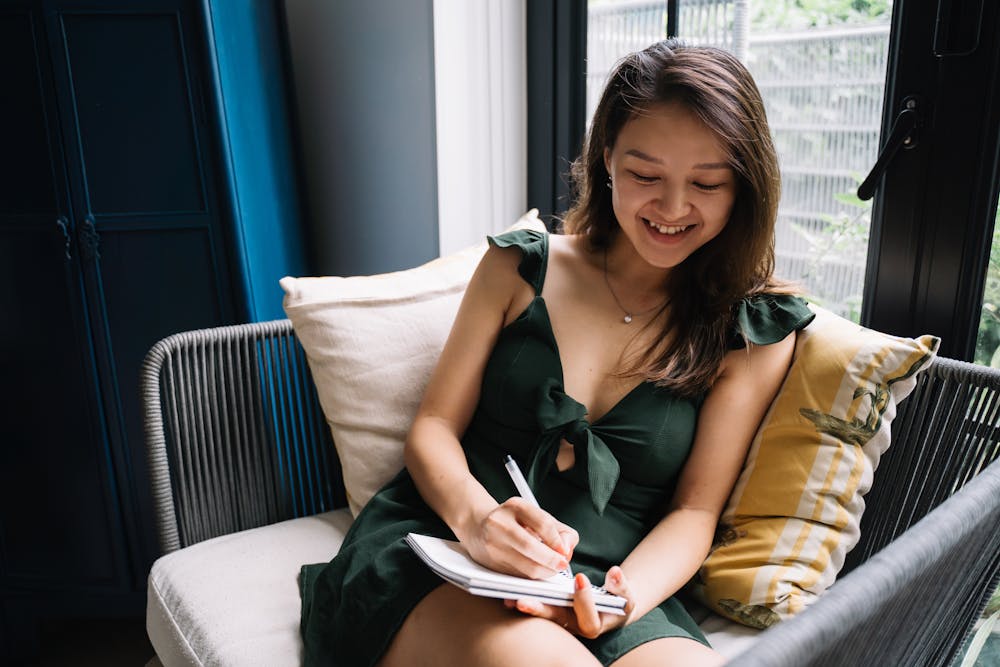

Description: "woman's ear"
603 147 611 175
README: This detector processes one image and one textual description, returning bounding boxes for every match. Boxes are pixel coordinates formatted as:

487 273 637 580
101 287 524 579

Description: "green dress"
299 229 814 666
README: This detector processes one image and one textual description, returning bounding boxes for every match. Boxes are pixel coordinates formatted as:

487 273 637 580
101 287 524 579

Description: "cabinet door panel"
0 232 123 584
59 11 205 215
0 8 127 587
0 12 58 216
47 2 240 577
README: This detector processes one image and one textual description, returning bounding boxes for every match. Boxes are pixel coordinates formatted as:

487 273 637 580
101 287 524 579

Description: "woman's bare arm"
618 332 795 619
404 245 576 578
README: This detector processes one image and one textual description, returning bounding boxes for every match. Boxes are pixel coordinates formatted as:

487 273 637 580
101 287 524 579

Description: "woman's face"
603 101 737 270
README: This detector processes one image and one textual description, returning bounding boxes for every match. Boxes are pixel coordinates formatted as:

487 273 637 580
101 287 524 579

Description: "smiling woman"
563 41 794 398
298 39 813 667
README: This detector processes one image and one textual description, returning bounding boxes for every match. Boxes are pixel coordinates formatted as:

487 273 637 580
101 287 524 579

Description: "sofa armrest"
731 456 1000 667
142 319 346 554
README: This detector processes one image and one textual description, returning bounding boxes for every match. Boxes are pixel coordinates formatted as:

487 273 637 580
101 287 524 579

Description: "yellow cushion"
692 304 940 628
280 211 546 516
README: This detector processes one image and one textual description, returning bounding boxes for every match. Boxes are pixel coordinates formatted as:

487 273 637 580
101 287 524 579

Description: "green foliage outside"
747 1 891 323
988 586 1000 617
974 205 1000 366
750 0 892 30
792 178 871 323
590 0 894 29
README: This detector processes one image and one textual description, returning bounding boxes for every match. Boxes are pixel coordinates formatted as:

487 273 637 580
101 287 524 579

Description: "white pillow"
281 211 546 516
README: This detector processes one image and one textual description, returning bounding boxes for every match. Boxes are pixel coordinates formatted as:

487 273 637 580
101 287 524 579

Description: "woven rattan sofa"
142 319 1000 666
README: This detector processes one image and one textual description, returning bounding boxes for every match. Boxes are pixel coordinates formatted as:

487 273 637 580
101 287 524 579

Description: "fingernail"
575 574 587 591
558 559 569 570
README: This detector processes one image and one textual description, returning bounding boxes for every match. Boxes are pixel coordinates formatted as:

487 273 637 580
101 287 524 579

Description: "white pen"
504 454 572 576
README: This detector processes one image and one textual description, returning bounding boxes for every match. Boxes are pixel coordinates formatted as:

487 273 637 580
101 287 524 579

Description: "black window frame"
526 0 587 228
862 0 1000 360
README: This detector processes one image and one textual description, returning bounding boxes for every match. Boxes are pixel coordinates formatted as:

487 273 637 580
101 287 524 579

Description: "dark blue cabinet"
0 1 304 660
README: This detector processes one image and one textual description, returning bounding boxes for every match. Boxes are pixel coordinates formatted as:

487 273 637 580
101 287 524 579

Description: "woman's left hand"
504 566 636 639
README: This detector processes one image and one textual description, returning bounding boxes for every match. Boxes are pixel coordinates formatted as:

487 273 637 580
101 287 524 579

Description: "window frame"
862 0 1000 360
526 0 587 226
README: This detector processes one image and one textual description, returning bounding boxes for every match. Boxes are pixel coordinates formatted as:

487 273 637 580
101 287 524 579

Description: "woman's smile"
643 218 696 238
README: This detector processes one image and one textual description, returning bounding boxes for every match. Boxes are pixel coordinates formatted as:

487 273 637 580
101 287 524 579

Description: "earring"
606 178 612 189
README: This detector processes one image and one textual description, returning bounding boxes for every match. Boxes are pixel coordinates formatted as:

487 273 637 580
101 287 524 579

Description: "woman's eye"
694 182 724 192
629 171 658 183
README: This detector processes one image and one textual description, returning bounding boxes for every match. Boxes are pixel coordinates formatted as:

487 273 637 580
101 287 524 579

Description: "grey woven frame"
142 319 345 552
142 320 1000 666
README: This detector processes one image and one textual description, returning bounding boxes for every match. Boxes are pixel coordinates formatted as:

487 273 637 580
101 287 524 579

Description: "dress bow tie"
525 378 621 515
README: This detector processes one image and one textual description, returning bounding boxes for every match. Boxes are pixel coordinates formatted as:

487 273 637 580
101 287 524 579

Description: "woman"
300 39 814 666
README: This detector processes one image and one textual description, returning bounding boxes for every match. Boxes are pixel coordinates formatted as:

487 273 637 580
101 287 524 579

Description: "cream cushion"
281 211 546 516
147 512 760 666
147 511 353 666
692 304 940 628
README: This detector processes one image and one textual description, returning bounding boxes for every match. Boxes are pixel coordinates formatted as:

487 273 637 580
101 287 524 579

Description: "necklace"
602 250 668 324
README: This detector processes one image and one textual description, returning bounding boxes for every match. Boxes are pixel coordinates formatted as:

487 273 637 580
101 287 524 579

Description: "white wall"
433 0 528 255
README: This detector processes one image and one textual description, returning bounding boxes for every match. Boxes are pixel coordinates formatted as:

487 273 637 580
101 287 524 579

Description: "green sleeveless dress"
299 229 814 666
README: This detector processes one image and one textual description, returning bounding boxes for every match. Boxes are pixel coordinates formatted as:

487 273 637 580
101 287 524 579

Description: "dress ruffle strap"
732 295 816 348
526 378 621 515
487 229 548 296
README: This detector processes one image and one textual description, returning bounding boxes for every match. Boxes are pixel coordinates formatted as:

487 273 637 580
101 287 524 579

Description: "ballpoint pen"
504 454 573 576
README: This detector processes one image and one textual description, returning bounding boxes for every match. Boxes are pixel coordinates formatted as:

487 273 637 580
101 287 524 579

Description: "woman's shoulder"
546 231 587 255
729 293 815 349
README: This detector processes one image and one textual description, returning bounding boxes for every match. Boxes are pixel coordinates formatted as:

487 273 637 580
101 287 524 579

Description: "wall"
282 0 439 276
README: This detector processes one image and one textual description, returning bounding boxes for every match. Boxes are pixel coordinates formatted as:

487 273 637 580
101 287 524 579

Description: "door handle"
79 215 100 262
858 96 922 201
55 216 71 261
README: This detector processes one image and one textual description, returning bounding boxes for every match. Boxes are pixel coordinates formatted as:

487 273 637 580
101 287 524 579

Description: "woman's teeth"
645 219 691 235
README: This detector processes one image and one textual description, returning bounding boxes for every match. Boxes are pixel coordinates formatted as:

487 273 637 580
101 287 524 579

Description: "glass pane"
587 0 895 322
586 1 668 124
974 200 1000 366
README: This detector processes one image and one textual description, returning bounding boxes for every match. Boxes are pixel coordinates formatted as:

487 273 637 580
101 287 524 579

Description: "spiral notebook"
404 533 627 615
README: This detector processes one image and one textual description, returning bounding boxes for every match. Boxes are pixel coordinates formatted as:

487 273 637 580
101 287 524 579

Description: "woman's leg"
378 584 602 667
609 636 726 667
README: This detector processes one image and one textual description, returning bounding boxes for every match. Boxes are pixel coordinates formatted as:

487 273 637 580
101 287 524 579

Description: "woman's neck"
603 235 672 303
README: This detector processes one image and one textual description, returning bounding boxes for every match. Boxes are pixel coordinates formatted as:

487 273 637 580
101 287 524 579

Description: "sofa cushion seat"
147 512 354 667
147 512 761 666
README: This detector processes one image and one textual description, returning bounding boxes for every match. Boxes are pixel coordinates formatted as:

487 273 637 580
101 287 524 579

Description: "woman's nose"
655 183 691 221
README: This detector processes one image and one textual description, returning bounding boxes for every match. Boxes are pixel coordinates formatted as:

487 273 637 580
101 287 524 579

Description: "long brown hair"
562 39 791 397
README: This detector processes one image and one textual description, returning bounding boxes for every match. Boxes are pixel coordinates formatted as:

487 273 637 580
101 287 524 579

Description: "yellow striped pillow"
692 304 940 629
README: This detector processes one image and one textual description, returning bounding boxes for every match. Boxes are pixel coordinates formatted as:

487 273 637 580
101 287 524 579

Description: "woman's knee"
379 585 600 667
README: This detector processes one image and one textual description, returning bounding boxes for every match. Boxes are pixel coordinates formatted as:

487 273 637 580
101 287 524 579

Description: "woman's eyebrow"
693 162 730 170
624 148 662 164
624 149 729 170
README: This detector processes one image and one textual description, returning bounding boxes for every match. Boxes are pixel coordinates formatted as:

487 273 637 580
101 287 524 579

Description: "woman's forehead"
612 105 731 167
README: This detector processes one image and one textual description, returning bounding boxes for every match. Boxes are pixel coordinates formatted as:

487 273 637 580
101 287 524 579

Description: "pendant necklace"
602 250 668 324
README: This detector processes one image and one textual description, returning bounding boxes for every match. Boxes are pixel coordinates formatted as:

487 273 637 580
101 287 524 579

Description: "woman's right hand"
460 497 579 579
